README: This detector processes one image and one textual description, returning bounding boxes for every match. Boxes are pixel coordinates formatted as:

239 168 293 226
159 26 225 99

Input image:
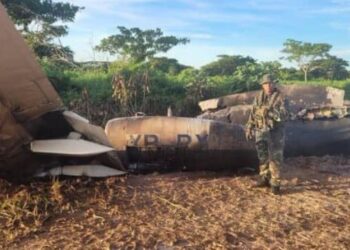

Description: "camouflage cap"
260 74 275 85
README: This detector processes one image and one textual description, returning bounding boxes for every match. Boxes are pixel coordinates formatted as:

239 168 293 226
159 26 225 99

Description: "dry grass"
1 156 349 249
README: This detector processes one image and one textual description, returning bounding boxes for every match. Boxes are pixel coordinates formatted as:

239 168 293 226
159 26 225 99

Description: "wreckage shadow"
145 167 258 181
281 179 350 195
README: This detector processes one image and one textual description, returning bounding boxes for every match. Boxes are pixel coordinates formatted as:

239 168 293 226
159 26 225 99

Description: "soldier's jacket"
246 88 289 131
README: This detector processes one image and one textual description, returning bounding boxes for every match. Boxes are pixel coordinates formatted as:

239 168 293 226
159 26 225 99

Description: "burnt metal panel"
0 3 63 122
199 85 344 112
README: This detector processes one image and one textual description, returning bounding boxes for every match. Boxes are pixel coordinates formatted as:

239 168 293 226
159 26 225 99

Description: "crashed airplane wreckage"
1 3 350 180
198 85 350 157
105 85 350 172
0 3 253 179
0 3 125 179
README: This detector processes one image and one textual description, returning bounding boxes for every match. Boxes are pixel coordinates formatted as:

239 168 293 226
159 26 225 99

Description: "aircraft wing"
0 3 63 123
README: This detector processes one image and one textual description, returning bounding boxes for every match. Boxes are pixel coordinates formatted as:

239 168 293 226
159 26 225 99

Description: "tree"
96 27 190 63
233 62 263 91
2 0 82 61
148 57 189 75
260 61 283 79
174 68 211 115
279 67 302 81
281 39 332 82
201 55 256 76
312 55 349 81
111 64 150 115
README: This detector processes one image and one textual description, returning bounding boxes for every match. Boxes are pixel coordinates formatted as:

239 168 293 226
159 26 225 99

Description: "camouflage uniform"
246 85 289 187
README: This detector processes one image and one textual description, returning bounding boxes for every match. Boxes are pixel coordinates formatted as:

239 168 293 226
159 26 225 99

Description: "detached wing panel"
0 3 63 123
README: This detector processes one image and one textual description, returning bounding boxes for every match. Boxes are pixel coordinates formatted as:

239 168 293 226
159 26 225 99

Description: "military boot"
269 160 281 195
253 163 270 188
253 176 270 188
271 185 281 195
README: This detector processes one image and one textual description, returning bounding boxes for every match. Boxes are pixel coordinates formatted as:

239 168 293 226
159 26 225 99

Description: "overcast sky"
59 0 350 68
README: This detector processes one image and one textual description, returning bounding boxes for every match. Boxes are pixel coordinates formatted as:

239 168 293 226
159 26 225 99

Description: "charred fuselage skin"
285 118 350 157
105 115 350 173
105 116 258 172
199 85 350 161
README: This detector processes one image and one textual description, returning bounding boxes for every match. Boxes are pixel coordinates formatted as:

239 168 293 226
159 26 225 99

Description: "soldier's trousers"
255 126 285 186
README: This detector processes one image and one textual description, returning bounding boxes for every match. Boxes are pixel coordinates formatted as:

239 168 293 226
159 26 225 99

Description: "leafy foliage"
96 27 189 63
5 3 349 110
311 55 349 81
44 54 350 121
148 57 189 75
2 0 82 61
281 39 332 82
201 55 256 76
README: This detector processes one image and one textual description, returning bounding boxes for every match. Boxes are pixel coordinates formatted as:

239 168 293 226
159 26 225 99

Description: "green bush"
40 58 350 121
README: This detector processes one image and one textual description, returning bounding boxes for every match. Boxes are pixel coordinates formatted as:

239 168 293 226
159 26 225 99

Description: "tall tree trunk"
301 66 308 83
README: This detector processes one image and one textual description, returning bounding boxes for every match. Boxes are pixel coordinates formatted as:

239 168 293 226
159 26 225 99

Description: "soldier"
245 74 289 195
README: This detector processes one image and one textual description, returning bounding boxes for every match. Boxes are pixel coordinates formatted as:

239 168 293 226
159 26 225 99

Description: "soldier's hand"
269 109 282 122
245 128 253 140
261 106 268 116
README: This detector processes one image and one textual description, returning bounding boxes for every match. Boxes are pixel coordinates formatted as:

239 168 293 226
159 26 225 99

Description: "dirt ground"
1 155 350 250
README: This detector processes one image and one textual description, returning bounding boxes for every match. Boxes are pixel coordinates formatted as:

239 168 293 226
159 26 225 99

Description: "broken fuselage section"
105 116 257 173
199 85 350 157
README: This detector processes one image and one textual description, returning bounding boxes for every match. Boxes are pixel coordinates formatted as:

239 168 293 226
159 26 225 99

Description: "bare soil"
1 156 350 249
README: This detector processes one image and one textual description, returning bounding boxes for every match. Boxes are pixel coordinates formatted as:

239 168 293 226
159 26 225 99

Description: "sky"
59 0 350 68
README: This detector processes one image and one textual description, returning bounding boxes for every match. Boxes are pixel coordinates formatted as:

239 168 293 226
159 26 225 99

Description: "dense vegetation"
42 55 350 120
3 0 350 119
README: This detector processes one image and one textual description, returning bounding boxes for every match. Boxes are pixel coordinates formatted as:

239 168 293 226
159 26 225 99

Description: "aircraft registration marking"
126 134 209 147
